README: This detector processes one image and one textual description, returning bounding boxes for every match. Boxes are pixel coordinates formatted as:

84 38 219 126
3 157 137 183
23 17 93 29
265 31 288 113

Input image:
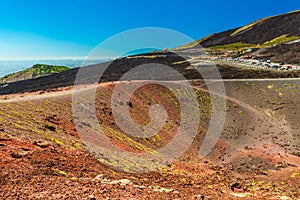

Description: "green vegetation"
284 83 295 87
262 34 300 47
208 34 300 51
172 34 215 50
127 55 158 59
0 64 70 84
0 98 77 150
288 10 300 14
210 42 257 51
230 17 270 36
70 177 78 181
54 169 67 176
46 135 64 146
101 125 155 153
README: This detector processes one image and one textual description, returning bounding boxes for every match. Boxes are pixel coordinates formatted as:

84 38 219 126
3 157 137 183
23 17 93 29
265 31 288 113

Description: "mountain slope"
0 64 70 84
1 11 300 94
174 10 300 63
1 77 300 199
199 10 300 47
174 10 300 51
250 42 300 64
1 54 300 95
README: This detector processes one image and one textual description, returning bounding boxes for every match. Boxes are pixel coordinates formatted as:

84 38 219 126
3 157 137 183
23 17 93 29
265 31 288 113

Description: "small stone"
88 195 96 200
45 125 56 132
34 140 50 148
110 179 131 186
0 137 8 141
11 151 27 158
93 174 104 181
231 182 241 192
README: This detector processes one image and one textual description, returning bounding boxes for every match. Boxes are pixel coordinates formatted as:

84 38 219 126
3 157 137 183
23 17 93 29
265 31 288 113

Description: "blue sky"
0 0 299 60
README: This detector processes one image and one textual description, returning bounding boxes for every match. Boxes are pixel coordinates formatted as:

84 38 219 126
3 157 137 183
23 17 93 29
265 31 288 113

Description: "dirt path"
2 78 300 102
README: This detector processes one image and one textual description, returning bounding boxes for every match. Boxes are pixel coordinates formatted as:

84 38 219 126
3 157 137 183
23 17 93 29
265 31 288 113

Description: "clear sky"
0 0 299 60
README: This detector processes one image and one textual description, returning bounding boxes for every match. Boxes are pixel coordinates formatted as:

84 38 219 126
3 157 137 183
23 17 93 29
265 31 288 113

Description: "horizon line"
0 56 115 61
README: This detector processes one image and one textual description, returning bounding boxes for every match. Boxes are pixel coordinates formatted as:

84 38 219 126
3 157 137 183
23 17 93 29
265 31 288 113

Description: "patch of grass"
73 142 82 149
289 90 296 94
173 60 188 65
70 177 78 181
0 64 70 84
291 172 299 178
46 135 64 146
127 55 158 59
262 34 300 47
210 42 257 51
101 125 155 153
173 34 215 50
30 129 42 135
288 10 300 14
231 17 270 36
93 145 160 172
226 106 231 112
153 134 161 142
284 83 294 87
54 169 67 176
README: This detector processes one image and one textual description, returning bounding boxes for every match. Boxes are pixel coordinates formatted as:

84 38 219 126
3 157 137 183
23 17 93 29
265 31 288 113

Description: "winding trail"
1 78 300 102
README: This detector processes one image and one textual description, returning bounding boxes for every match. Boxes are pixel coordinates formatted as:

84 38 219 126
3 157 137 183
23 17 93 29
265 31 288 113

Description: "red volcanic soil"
0 80 300 199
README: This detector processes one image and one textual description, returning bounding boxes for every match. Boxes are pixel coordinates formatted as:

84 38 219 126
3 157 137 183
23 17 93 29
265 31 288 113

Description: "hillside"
199 10 300 47
1 10 300 200
1 53 300 95
1 79 300 199
175 10 300 63
1 11 300 94
0 64 70 84
250 42 300 64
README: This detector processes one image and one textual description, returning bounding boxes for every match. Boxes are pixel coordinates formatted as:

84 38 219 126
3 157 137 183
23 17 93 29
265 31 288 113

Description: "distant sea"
0 48 159 77
0 59 110 77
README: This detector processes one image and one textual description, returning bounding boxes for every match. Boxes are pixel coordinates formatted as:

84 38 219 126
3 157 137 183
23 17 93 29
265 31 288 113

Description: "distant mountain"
175 10 300 63
121 48 162 57
0 64 70 84
193 10 300 47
